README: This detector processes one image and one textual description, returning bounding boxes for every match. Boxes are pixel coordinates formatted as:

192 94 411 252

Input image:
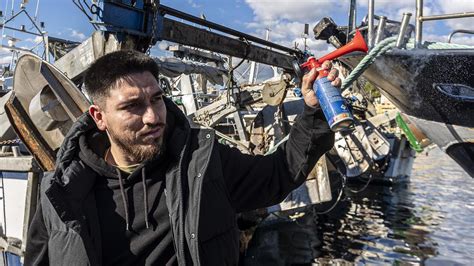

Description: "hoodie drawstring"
116 169 130 231
142 167 150 229
115 167 150 231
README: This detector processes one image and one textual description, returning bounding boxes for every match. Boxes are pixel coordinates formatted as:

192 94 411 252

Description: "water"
243 147 474 265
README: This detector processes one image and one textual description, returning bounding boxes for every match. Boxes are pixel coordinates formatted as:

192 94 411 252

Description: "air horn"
293 30 368 131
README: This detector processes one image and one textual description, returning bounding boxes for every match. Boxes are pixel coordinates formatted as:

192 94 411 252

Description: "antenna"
11 0 15 16
34 0 40 21
302 23 309 51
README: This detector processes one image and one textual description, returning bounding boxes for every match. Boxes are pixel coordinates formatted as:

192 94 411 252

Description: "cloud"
436 0 474 31
245 0 347 23
357 0 473 33
187 0 201 9
70 29 86 41
450 36 474 46
244 0 474 57
293 38 335 57
24 36 44 44
244 1 350 55
358 0 420 19
0 55 13 65
245 21 337 57
248 21 307 42
356 0 461 19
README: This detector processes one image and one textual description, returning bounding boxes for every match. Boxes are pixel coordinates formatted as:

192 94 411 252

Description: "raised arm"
220 62 339 212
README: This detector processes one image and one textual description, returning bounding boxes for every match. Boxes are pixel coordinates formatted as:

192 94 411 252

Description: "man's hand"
301 61 342 107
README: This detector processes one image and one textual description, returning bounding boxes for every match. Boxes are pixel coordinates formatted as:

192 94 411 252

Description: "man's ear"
89 104 107 131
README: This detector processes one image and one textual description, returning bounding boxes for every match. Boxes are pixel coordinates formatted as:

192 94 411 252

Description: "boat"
342 49 474 177
331 0 474 177
0 0 470 260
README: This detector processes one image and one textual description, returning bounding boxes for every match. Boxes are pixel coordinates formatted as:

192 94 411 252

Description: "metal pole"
44 34 49 62
421 12 474 21
348 0 357 42
374 16 387 44
22 171 40 252
159 4 300 55
0 172 6 236
266 28 278 77
396 13 412 48
34 0 40 21
249 28 270 84
248 62 256 84
368 0 375 49
1 25 44 36
448 29 474 43
11 0 15 16
415 0 423 48
0 1 6 45
0 44 32 53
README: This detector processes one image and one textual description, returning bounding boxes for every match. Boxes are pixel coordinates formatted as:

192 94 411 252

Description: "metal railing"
350 0 474 50
415 0 474 48
448 29 474 43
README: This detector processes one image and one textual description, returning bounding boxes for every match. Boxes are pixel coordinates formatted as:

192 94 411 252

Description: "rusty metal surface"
161 18 297 71
4 94 56 171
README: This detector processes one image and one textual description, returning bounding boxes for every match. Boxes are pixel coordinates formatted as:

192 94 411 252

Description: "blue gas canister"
292 30 368 131
314 76 354 131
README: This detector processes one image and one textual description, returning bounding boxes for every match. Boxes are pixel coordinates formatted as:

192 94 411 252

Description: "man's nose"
142 105 160 125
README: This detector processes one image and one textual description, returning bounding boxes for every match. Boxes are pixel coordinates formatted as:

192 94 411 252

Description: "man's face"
91 71 167 163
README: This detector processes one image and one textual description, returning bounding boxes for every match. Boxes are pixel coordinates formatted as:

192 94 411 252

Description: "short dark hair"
84 50 159 104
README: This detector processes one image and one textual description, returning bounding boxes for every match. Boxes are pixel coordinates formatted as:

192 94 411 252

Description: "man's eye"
124 103 138 109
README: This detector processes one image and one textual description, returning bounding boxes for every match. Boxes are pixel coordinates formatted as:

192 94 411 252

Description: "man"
25 50 337 265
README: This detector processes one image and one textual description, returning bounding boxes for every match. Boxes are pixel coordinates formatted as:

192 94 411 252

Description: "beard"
107 125 164 163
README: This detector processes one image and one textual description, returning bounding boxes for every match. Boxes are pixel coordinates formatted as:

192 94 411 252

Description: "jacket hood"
52 96 190 186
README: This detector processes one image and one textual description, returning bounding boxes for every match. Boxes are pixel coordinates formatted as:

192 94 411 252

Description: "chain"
0 138 21 146
146 2 159 55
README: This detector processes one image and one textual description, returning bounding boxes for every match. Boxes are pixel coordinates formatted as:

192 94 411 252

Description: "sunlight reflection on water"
243 147 473 265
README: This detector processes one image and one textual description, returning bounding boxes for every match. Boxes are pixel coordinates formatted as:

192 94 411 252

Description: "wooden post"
22 171 41 252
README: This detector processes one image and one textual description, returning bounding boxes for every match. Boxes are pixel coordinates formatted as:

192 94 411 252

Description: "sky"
1 0 473 67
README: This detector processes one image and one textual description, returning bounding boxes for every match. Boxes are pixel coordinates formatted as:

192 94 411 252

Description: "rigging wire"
72 0 98 30
225 38 250 107
313 172 346 215
0 0 9 45
312 151 376 215
346 170 375 193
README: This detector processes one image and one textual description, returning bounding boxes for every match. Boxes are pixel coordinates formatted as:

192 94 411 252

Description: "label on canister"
314 77 354 131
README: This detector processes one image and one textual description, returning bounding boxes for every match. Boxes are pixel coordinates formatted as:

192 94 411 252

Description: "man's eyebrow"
118 96 141 106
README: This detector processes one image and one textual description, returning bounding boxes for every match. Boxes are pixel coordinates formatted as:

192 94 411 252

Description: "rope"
406 40 474 50
0 139 21 146
341 36 398 90
341 37 474 91
265 134 288 155
259 34 474 215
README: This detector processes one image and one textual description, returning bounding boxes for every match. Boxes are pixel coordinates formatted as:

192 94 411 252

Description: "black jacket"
25 97 334 266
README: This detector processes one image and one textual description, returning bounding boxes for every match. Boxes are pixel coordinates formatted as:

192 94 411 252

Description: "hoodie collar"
52 96 190 188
